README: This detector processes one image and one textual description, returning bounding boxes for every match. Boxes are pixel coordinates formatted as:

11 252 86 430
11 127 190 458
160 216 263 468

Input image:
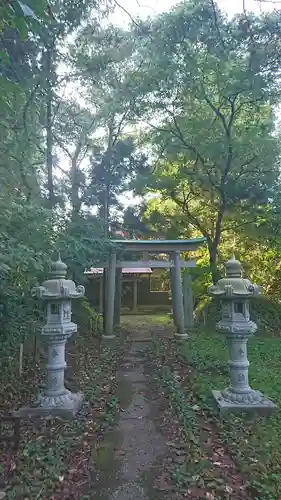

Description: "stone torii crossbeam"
95 238 206 339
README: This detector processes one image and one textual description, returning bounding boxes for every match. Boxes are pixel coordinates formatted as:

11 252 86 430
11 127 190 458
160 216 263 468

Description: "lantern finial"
225 255 243 278
50 251 67 279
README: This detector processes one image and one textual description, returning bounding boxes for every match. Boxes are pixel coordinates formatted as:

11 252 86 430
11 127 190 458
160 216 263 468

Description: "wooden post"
0 412 21 451
104 252 116 338
99 276 103 314
19 343 23 376
114 268 122 327
183 272 194 335
33 328 38 362
133 279 138 311
174 251 186 338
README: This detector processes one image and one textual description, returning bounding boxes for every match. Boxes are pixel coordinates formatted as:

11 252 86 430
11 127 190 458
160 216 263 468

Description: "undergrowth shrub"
72 298 102 336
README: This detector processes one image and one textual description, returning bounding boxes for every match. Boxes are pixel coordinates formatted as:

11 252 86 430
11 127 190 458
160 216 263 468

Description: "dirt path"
92 339 168 499
90 317 252 500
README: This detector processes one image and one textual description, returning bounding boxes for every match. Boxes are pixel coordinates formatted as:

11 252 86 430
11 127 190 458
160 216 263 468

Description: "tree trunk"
102 122 114 331
208 241 220 284
102 184 109 331
104 181 110 235
71 151 82 220
208 207 224 283
45 43 55 207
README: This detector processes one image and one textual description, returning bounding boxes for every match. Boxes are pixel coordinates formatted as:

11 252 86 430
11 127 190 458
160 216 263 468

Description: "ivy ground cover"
175 330 281 499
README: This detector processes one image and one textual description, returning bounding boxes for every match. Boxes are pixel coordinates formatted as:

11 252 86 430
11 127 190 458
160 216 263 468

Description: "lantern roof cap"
208 255 260 299
49 252 67 279
225 255 243 278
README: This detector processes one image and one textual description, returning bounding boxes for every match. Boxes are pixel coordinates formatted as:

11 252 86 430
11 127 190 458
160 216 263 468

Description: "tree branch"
210 0 226 50
221 218 259 233
169 188 210 238
54 135 72 159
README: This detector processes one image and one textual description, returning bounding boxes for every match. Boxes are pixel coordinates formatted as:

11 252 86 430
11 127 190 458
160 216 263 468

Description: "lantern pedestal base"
175 332 189 340
14 391 84 420
102 334 116 340
212 390 276 415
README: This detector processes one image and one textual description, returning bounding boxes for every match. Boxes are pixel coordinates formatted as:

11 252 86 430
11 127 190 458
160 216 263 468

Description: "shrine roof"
85 267 152 275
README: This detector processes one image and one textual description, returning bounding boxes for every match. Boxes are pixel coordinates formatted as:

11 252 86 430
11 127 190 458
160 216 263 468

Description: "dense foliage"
1 0 281 354
127 1 281 282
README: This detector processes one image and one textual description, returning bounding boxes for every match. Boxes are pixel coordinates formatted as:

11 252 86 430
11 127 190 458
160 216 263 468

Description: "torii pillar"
183 272 194 335
104 252 116 339
114 267 122 328
171 251 187 338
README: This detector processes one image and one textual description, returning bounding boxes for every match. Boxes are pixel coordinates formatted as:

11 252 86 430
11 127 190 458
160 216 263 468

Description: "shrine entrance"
90 238 206 339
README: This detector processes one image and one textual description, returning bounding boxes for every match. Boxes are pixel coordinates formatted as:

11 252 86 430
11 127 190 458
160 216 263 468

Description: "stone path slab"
93 341 167 499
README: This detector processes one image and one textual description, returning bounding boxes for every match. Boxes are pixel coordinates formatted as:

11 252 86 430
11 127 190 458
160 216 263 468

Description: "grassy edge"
2 332 128 499
149 338 252 499
175 331 281 500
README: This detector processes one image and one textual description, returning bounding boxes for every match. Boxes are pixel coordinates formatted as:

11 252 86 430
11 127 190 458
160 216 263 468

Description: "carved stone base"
212 390 276 415
221 387 264 404
14 390 84 419
102 334 116 340
175 332 189 340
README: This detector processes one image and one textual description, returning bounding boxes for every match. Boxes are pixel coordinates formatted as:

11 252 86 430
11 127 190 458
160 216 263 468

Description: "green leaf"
0 50 10 64
14 15 29 37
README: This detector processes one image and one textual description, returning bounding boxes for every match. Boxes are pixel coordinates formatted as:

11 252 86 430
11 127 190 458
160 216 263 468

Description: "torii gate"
97 237 206 339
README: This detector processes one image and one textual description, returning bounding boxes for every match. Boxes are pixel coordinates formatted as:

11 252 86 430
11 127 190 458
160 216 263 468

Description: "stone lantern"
208 255 276 414
16 254 85 418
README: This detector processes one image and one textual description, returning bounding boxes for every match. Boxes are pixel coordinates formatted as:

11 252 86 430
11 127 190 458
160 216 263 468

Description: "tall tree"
68 22 143 231
128 0 281 281
87 134 145 232
27 0 113 205
53 99 97 217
